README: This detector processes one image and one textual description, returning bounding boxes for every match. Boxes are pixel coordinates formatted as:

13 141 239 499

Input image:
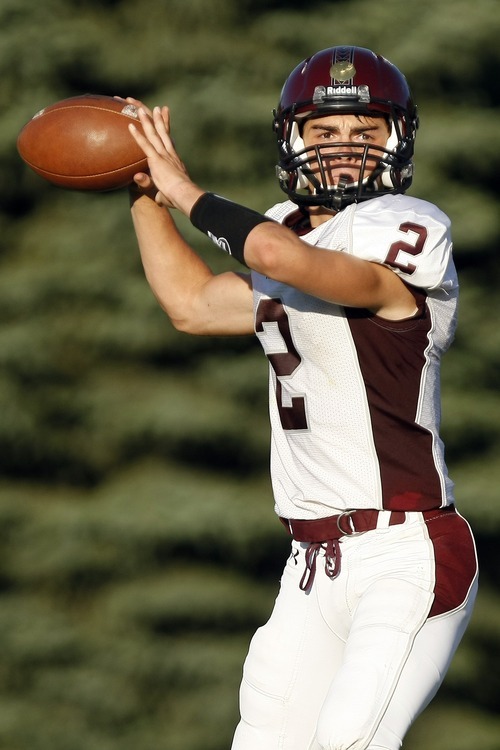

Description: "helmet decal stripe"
330 47 356 84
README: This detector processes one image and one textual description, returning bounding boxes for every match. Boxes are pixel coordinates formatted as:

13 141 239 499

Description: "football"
17 94 149 191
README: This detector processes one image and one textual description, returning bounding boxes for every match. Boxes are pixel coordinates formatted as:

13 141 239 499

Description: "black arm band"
190 192 272 266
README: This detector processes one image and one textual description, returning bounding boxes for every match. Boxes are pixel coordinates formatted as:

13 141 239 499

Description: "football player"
127 46 478 750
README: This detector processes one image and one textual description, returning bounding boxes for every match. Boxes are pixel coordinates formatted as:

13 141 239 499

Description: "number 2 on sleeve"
384 222 428 274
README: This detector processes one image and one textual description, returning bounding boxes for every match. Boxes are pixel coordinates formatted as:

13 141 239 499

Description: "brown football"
17 94 149 191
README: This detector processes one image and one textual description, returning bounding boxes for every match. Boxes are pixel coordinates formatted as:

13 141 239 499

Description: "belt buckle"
336 509 363 536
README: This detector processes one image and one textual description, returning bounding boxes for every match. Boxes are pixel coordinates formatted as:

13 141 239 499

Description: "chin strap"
329 174 350 210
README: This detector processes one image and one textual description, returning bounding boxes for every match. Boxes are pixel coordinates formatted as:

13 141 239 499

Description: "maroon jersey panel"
346 295 447 511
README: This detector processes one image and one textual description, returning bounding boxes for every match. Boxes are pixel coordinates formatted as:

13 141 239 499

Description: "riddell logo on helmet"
330 86 355 94
313 85 370 103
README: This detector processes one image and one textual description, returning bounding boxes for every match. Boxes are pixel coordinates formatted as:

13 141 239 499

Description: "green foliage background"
1 0 499 748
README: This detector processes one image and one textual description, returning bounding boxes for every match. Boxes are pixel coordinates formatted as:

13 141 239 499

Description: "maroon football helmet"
273 46 419 210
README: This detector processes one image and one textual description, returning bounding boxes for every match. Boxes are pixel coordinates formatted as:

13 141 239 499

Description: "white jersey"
251 193 458 520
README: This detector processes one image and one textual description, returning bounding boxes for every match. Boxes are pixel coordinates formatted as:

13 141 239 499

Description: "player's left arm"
245 222 418 320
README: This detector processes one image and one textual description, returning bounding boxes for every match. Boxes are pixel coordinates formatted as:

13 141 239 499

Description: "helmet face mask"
273 46 418 211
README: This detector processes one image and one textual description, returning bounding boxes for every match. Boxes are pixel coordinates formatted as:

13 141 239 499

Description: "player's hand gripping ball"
17 94 149 191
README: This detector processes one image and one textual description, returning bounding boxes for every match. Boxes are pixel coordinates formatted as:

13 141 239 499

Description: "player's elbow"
170 315 195 334
169 309 212 336
152 297 207 336
244 222 289 278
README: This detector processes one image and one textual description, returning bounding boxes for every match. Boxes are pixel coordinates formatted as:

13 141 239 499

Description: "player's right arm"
121 96 254 337
128 102 417 321
130 188 254 336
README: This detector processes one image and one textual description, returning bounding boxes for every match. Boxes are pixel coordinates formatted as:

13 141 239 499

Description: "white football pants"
231 510 478 750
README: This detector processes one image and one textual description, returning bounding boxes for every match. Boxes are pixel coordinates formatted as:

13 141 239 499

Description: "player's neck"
308 205 338 228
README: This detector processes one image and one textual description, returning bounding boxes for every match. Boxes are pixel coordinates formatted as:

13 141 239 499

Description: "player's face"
301 113 391 188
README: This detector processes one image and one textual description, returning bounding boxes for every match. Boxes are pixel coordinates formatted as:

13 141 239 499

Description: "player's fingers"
158 106 178 150
114 95 155 121
154 190 172 207
132 99 155 121
162 106 170 130
151 106 177 154
130 109 167 156
132 171 154 189
139 107 173 155
128 122 157 157
125 96 153 116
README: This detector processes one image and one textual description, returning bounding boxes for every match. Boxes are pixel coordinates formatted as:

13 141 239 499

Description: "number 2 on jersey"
384 222 428 274
255 298 308 431
255 224 428 431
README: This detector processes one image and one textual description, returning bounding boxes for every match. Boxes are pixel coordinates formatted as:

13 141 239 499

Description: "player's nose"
331 144 356 161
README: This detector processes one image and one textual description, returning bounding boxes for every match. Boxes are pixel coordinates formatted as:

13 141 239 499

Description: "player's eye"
317 130 335 140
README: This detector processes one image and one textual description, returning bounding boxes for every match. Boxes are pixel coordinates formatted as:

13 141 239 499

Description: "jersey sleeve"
265 200 298 222
351 195 457 293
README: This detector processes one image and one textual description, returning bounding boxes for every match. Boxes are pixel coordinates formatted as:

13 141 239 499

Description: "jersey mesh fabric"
252 194 457 519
